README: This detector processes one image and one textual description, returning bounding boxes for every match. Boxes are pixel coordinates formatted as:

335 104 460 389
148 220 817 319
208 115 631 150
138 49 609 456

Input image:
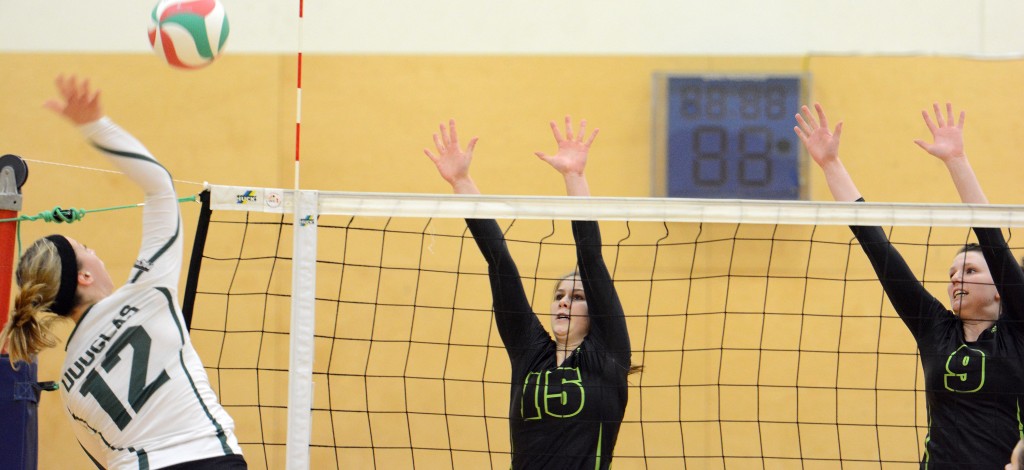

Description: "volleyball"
148 0 230 70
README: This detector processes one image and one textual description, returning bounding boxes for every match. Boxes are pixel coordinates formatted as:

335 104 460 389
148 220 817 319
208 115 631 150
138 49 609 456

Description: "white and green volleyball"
148 0 229 70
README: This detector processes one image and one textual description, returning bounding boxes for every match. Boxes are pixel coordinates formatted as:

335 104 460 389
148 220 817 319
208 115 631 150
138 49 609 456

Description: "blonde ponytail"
0 238 75 368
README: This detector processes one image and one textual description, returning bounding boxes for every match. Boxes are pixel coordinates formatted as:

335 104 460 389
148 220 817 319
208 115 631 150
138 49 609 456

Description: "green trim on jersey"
70 411 147 466
158 286 234 455
923 405 932 468
91 144 172 180
1018 398 1023 440
92 141 178 285
131 217 180 284
127 446 149 470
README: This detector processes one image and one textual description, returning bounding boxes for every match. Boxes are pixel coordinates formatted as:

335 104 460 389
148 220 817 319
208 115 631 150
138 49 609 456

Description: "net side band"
208 184 1024 228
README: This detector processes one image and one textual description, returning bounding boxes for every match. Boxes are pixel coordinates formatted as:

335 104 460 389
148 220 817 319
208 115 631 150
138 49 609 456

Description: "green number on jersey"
79 326 171 430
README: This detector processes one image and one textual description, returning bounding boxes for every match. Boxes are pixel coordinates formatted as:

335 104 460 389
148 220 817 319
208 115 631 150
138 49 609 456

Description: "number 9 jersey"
59 118 242 470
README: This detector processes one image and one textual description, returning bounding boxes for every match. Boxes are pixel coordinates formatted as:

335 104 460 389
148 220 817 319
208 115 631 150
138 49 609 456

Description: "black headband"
45 234 78 316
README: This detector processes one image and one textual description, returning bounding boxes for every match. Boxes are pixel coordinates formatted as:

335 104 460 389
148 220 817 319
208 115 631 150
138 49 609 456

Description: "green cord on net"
2 195 198 255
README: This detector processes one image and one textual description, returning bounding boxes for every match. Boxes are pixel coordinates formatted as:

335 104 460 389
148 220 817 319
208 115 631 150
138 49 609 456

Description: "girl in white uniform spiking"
0 75 245 470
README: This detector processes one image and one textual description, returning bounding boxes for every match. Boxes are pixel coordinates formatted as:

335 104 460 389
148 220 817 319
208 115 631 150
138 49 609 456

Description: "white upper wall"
3 0 1024 56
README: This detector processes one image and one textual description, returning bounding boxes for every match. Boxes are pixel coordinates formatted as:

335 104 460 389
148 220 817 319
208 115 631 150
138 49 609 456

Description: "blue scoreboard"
663 76 803 199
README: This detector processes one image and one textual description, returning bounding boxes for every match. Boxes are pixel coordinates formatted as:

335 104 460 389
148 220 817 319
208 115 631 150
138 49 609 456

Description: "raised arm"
795 103 946 338
572 220 631 365
914 103 987 204
915 104 1024 324
973 227 1024 325
794 103 861 202
424 119 480 195
422 120 545 354
534 116 598 197
536 117 630 361
45 75 181 286
46 75 175 199
848 224 950 338
464 218 545 353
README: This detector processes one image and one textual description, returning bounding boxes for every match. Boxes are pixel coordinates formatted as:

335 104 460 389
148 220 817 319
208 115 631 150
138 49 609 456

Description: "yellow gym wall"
1 53 1022 469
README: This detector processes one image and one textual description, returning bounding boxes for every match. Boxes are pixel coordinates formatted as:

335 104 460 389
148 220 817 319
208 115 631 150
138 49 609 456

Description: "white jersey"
59 118 242 469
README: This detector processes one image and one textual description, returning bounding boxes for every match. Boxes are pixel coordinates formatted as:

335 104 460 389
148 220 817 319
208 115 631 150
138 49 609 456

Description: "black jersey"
466 218 631 470
850 201 1024 469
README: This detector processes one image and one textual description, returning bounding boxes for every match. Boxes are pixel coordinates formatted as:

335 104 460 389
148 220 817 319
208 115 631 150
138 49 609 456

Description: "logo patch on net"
299 215 315 226
235 190 259 204
265 191 282 208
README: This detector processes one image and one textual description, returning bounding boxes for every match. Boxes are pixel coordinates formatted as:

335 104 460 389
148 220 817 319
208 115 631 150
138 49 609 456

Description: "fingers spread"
932 103 945 127
448 119 459 146
56 74 74 100
432 133 445 154
793 126 808 144
549 120 563 142
42 99 63 114
87 89 102 110
439 123 450 148
798 106 816 131
921 109 937 133
795 113 812 136
79 78 92 100
814 103 828 130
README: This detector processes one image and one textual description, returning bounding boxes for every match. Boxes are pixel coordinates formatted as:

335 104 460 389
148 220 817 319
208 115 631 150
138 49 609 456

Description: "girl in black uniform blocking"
423 117 634 470
795 103 1024 469
0 76 246 469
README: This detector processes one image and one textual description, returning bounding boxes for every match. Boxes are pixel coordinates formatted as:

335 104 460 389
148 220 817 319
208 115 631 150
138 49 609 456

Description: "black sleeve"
465 218 546 356
972 227 1024 331
572 220 632 367
849 200 948 339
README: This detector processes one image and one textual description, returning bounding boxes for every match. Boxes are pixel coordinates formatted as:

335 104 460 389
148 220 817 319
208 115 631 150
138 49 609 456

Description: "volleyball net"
184 184 1024 469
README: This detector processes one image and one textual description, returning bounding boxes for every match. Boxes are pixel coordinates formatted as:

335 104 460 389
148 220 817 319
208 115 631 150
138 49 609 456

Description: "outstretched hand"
423 119 480 194
43 74 103 125
535 115 598 177
793 103 843 168
914 102 966 164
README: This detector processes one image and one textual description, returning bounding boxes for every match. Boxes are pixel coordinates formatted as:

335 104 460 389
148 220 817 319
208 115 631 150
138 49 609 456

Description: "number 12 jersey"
59 118 242 470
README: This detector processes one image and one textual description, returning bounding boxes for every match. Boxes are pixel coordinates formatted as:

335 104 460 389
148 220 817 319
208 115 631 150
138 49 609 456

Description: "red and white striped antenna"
293 0 304 191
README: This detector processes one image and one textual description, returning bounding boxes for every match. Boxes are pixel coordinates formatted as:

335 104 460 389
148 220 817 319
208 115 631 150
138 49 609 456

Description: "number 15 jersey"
466 218 631 470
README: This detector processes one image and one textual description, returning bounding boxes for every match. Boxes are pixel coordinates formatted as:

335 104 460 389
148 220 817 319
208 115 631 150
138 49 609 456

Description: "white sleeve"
79 117 183 287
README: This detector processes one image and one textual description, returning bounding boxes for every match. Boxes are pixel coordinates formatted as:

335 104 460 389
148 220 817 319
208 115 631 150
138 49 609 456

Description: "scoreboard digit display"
660 75 803 199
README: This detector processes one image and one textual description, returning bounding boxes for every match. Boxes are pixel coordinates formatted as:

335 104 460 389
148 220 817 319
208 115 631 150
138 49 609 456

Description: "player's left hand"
44 74 104 125
535 115 598 177
914 102 966 164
